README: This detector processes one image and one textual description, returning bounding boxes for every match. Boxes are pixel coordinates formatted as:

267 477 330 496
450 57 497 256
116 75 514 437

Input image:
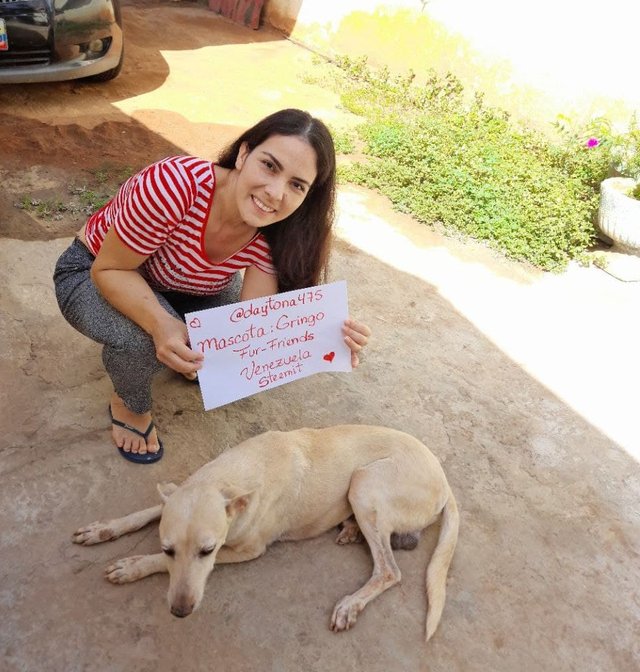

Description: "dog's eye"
162 548 175 558
199 546 215 558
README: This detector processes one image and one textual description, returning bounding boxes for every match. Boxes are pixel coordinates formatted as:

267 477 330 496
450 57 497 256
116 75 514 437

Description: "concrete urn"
598 177 640 255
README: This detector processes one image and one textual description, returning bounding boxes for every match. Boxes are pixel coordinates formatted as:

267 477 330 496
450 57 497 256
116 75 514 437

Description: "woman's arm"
90 227 203 376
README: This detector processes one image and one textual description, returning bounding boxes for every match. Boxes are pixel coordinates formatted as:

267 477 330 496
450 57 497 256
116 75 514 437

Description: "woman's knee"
102 337 164 381
53 240 94 313
106 325 157 359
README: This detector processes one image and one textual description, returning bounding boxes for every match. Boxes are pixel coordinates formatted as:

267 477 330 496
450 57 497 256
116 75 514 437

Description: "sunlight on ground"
336 187 640 462
427 0 640 117
111 42 345 157
112 46 286 128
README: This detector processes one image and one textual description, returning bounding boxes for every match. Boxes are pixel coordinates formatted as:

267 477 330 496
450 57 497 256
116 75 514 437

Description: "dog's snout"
170 603 194 618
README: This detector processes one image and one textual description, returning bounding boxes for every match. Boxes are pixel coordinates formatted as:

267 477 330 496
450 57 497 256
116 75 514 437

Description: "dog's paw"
330 596 363 632
72 522 116 546
335 520 364 545
105 556 145 584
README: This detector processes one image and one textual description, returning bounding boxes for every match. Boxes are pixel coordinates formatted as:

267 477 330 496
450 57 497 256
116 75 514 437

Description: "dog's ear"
157 482 178 502
221 486 254 518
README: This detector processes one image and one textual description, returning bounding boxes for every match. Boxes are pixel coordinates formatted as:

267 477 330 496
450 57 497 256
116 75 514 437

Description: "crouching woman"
53 108 371 464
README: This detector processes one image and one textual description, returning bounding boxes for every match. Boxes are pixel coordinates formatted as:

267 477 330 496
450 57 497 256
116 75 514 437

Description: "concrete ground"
1 2 639 671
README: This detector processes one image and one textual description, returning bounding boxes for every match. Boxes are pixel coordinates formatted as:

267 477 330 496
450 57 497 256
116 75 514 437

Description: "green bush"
575 114 640 180
328 127 356 154
325 56 616 270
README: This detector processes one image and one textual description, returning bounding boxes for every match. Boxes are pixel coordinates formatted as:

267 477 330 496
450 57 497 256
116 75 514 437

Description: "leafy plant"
17 197 68 220
15 164 133 221
322 56 609 270
89 163 133 185
328 127 356 154
68 185 110 213
555 114 640 202
586 114 640 181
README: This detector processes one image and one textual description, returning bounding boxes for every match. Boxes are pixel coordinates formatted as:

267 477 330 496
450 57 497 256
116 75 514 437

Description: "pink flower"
586 137 599 148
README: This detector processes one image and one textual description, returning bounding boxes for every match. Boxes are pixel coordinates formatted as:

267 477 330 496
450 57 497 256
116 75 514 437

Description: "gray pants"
53 239 241 413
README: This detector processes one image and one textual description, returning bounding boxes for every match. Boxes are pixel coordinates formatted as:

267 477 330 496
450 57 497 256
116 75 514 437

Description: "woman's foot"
109 393 161 456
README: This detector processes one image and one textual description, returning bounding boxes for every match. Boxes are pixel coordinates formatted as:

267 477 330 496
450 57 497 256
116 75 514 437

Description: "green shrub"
328 127 356 154
323 56 617 270
576 114 640 180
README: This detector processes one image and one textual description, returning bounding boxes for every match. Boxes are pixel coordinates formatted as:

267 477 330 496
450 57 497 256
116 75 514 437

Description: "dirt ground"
1 2 639 671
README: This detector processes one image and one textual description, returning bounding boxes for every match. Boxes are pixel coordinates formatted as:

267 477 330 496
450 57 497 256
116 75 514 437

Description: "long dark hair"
217 109 336 292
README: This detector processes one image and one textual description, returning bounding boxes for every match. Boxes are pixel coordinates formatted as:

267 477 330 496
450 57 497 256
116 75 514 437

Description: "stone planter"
598 177 640 255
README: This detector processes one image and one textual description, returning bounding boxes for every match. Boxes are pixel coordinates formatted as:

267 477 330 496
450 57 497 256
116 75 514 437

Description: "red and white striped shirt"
84 156 275 295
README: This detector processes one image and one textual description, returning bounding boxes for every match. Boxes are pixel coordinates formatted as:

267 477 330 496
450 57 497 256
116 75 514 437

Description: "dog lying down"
73 425 459 640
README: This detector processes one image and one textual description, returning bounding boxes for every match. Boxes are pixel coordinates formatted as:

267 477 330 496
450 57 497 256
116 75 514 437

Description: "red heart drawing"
323 351 335 363
188 317 201 329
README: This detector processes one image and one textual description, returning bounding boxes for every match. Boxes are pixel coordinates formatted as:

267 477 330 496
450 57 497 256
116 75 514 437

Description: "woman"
54 109 371 464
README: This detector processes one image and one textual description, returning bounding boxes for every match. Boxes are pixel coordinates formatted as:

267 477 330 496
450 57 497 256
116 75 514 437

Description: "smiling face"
234 134 318 228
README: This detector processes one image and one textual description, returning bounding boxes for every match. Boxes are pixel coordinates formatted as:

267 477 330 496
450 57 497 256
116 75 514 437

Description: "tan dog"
73 425 459 640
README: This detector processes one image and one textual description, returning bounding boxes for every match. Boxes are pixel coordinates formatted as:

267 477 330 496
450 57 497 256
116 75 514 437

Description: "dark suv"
0 0 123 83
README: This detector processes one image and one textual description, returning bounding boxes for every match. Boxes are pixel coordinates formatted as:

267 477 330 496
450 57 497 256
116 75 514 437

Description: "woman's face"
234 134 318 228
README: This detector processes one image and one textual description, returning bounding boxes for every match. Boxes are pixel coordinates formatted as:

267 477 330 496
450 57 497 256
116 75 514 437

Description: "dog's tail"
425 488 459 641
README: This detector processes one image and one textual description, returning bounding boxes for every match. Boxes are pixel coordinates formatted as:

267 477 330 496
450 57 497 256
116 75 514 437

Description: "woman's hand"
152 313 204 375
342 317 371 368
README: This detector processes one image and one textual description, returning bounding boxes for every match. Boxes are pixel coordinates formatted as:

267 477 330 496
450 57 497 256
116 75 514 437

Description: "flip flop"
108 405 164 464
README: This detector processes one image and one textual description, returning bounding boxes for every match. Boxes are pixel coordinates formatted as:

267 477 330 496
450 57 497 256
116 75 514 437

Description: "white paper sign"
185 281 352 410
